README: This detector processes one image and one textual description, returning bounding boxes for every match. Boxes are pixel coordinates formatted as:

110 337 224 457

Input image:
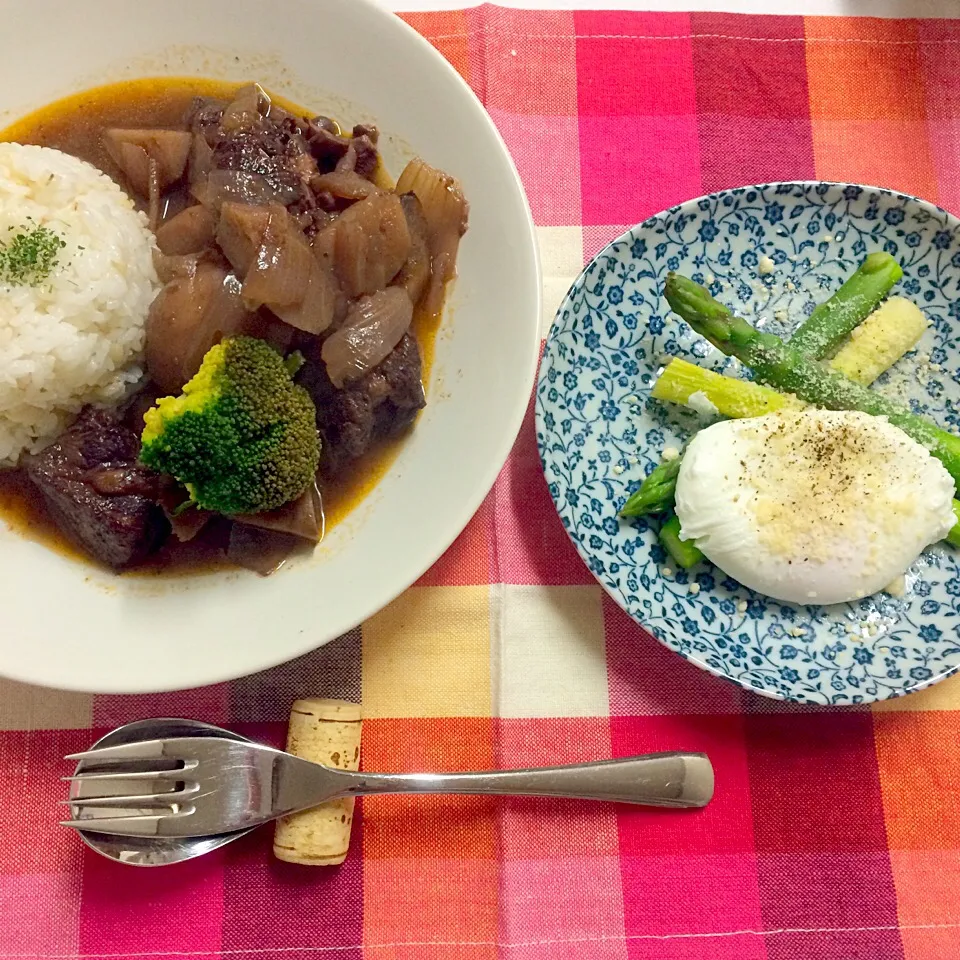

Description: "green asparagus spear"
649 357 960 548
949 502 960 549
620 457 680 517
788 252 903 357
659 513 704 569
652 357 804 414
664 272 960 489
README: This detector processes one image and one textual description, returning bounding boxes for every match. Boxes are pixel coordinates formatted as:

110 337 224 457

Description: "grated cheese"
884 576 907 598
687 390 719 418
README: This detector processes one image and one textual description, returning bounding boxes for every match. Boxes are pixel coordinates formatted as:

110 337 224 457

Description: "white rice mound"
0 143 159 466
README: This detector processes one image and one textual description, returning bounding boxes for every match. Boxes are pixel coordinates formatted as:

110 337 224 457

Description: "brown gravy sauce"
0 78 443 576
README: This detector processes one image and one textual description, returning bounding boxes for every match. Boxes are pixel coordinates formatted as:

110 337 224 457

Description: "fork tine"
63 768 188 784
60 793 186 808
60 815 167 836
64 740 169 762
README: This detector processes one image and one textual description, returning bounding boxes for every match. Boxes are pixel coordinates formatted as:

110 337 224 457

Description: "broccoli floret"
140 336 320 515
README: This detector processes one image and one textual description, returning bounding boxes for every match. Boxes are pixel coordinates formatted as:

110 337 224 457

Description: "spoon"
68 717 254 866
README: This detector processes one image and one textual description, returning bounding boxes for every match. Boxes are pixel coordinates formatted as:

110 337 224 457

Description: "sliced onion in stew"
269 251 340 335
321 286 413 387
311 171 381 201
233 483 324 543
395 193 431 307
216 201 276 276
146 264 253 393
189 133 215 187
103 128 192 197
333 192 411 300
155 205 217 256
395 157 468 313
242 221 315 308
159 485 214 543
226 523 303 576
220 84 268 134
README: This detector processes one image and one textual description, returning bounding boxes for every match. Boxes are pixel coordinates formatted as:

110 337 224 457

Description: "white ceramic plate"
0 0 540 692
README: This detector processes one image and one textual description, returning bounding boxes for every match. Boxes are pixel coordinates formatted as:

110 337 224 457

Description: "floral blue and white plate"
536 181 960 705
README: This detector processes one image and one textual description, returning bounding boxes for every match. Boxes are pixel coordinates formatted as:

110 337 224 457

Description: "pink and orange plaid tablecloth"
4 7 960 959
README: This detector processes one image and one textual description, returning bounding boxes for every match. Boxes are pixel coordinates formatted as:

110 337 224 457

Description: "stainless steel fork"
63 737 714 837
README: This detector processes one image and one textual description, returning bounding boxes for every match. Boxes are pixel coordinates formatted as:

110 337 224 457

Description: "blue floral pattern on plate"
536 181 960 705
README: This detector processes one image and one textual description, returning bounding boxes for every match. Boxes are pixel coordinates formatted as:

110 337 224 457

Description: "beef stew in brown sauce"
0 78 467 575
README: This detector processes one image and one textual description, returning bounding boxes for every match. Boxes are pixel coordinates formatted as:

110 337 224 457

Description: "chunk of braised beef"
352 123 379 145
185 97 227 145
335 141 359 174
351 135 379 178
276 114 309 138
211 131 305 202
303 333 425 475
292 208 334 237
310 116 339 135
307 118 351 166
314 190 338 213
22 408 168 569
330 134 379 179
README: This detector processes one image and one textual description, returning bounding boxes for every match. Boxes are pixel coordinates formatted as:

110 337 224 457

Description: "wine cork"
273 698 362 866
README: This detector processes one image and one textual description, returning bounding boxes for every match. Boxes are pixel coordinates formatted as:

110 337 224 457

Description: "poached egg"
674 409 956 605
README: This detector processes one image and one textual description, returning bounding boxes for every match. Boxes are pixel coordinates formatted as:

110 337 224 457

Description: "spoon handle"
332 752 714 808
